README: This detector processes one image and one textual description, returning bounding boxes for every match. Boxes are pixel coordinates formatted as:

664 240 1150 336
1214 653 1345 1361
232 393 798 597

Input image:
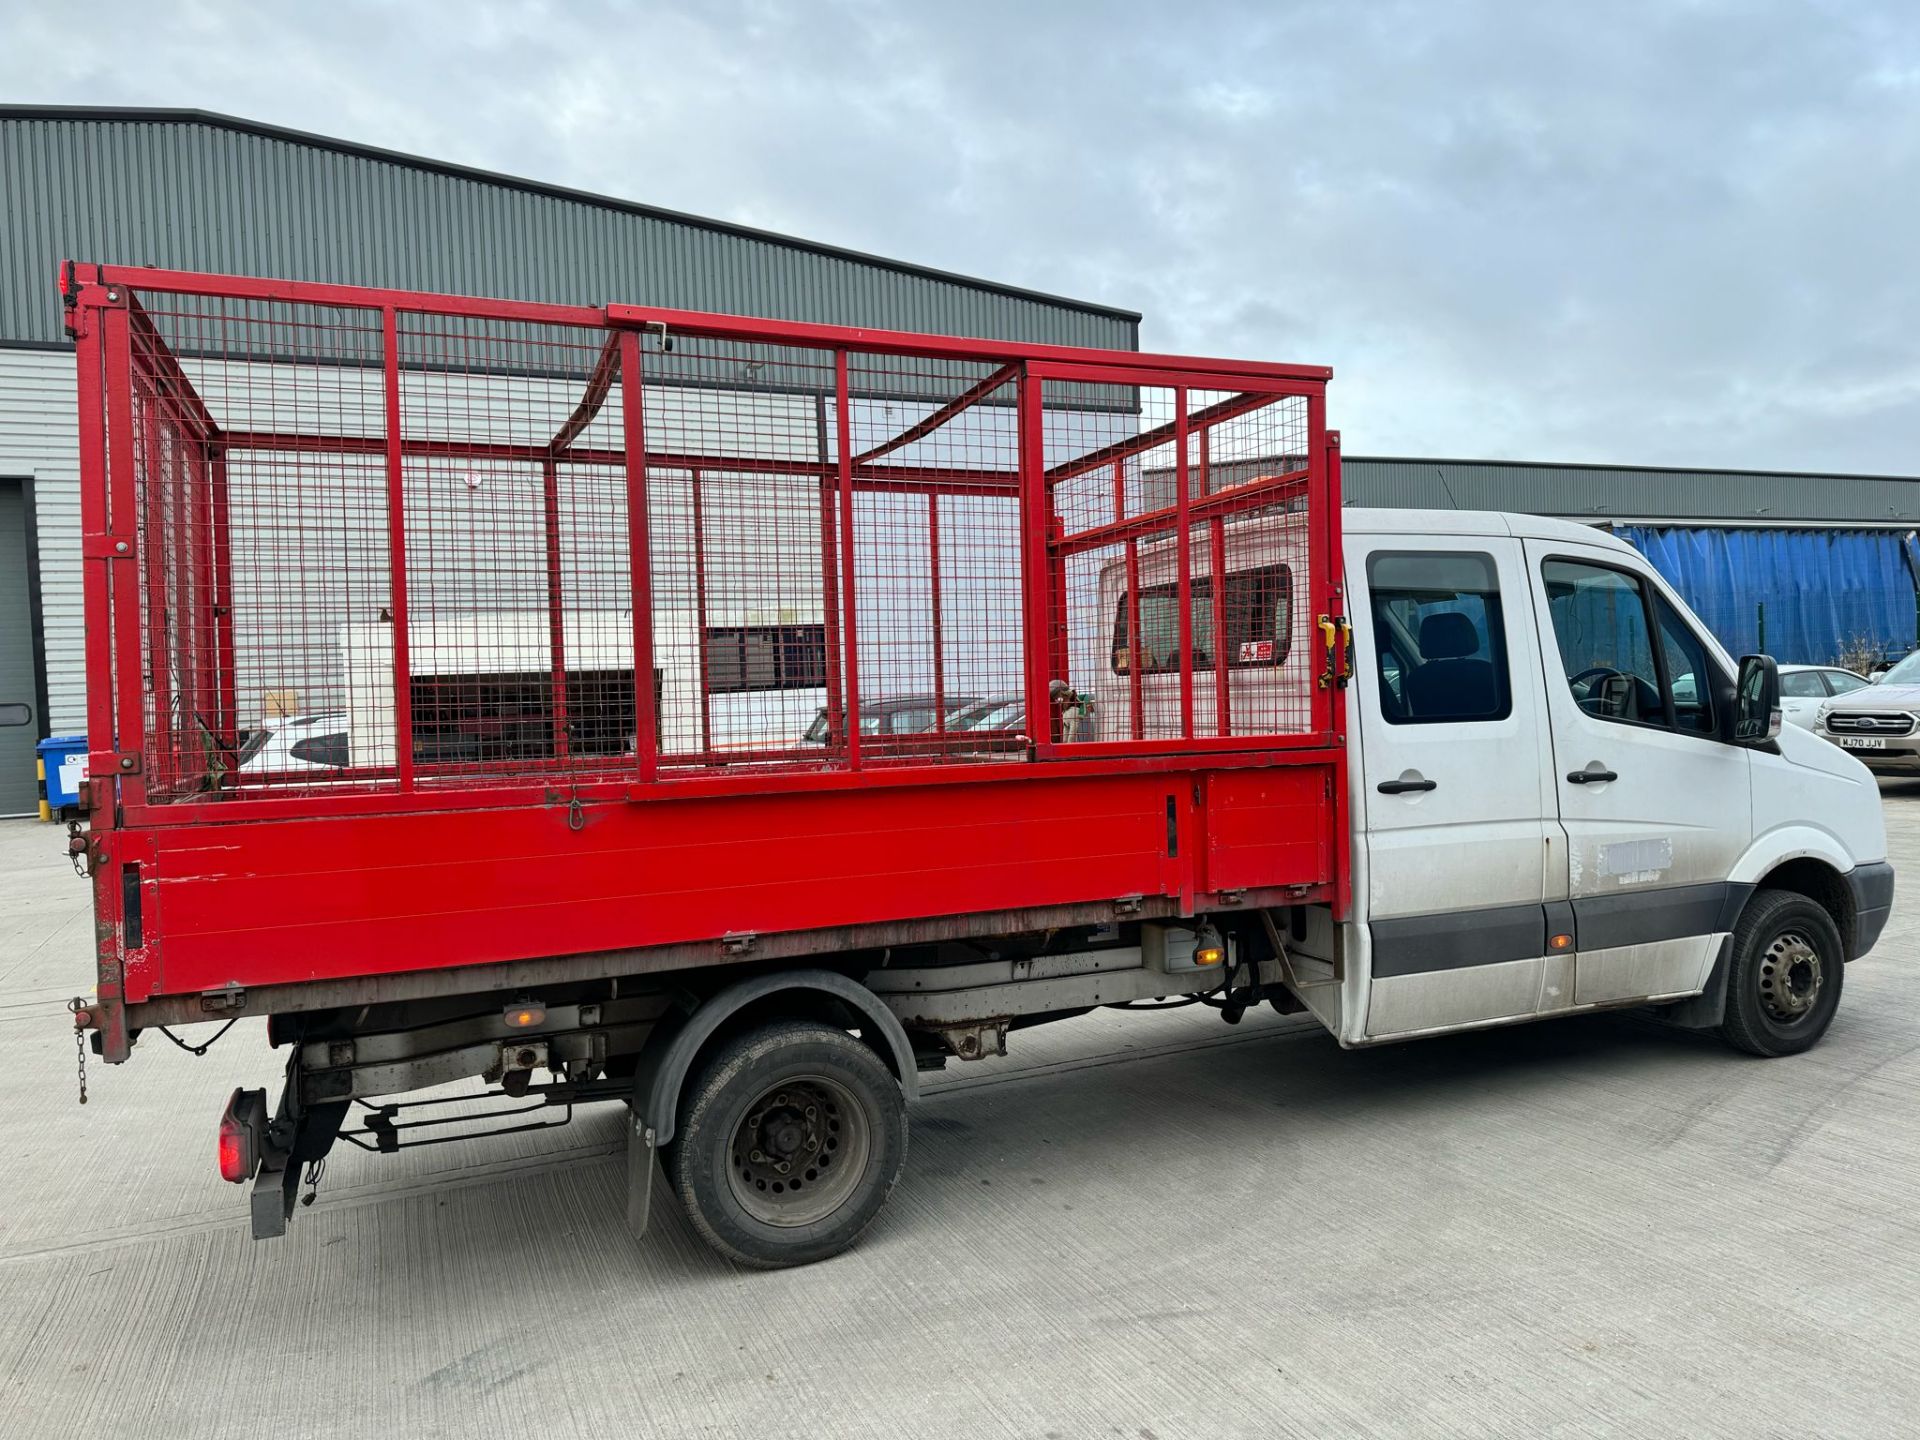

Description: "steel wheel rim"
1758 929 1823 1025
727 1074 871 1227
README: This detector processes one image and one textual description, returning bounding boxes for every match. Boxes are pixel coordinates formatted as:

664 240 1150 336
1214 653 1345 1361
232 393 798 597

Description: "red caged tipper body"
63 263 1350 1263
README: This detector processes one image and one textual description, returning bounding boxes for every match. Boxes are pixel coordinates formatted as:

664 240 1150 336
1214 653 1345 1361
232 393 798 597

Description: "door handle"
1566 767 1618 785
1377 777 1437 795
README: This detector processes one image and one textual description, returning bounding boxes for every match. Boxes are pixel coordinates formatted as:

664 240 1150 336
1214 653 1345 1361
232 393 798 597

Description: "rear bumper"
1847 860 1896 959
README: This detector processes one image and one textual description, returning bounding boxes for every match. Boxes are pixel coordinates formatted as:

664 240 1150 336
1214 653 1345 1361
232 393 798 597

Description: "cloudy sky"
7 0 1919 472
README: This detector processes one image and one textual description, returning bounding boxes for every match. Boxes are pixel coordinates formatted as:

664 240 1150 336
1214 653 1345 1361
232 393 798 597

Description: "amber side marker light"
1549 933 1574 951
504 1003 548 1029
1195 944 1226 967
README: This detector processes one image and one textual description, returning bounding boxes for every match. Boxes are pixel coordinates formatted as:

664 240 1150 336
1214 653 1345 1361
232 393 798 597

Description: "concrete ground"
3 796 1919 1439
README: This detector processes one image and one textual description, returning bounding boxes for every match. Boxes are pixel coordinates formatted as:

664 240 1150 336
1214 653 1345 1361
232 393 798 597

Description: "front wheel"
666 1019 907 1267
1718 888 1845 1057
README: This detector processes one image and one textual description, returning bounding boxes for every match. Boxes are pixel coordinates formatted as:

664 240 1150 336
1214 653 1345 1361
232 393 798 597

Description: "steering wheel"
1568 665 1622 698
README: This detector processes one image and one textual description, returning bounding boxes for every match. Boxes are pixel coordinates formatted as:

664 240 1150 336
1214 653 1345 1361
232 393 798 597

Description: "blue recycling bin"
37 734 88 813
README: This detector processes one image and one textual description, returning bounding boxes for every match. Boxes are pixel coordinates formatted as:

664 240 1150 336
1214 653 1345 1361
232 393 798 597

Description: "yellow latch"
1317 615 1353 690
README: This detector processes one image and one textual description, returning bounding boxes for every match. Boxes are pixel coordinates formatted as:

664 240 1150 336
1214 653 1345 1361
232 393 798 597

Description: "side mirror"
1733 654 1781 744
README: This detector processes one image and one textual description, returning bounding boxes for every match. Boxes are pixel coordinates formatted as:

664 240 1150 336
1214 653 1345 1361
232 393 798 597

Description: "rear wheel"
1718 888 1844 1057
666 1019 906 1267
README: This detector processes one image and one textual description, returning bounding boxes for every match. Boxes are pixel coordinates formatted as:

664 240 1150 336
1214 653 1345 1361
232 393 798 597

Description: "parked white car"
1778 664 1872 730
238 713 350 774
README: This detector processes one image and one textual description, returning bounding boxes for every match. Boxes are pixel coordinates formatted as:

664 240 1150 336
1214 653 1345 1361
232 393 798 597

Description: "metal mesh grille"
1051 384 1314 744
101 278 1332 810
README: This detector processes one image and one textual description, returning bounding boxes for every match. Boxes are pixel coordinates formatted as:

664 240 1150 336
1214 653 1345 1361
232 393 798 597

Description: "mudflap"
1655 936 1732 1031
251 1064 348 1240
626 1104 658 1239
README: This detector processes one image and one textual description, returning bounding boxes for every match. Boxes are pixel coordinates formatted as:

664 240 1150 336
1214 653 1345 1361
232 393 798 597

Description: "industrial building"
3 105 1918 813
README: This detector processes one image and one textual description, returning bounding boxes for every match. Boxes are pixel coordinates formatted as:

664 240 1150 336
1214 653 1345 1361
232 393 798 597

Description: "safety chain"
66 819 90 878
66 998 88 1105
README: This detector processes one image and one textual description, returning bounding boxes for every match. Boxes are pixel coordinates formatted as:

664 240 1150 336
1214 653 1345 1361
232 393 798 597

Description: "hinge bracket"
201 987 248 1015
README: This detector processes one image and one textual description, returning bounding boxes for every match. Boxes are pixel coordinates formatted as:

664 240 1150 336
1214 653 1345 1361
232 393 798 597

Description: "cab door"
1350 533 1566 1040
1521 541 1752 1006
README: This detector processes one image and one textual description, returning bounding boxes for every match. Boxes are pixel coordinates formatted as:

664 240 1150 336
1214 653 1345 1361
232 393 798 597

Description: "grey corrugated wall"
1343 456 1920 525
0 349 79 732
0 109 1139 349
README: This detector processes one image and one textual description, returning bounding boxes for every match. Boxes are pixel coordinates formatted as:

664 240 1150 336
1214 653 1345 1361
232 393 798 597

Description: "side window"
1654 597 1714 735
1779 671 1829 700
1824 670 1870 696
1366 551 1512 725
1111 565 1292 674
289 731 349 768
1541 560 1665 725
704 624 829 693
1542 558 1722 735
887 707 938 734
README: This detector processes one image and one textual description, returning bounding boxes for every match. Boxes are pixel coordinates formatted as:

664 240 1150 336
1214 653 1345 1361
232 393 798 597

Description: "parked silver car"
1813 654 1920 773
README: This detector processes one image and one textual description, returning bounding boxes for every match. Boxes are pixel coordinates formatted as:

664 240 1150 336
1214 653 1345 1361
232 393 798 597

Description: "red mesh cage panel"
127 292 392 800
1047 377 1317 747
84 269 1339 823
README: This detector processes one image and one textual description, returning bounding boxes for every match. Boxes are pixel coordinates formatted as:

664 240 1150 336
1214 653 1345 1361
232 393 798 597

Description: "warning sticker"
1237 640 1275 663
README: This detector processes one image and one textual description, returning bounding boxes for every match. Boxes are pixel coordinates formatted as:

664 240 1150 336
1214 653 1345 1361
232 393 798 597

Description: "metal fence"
70 266 1340 817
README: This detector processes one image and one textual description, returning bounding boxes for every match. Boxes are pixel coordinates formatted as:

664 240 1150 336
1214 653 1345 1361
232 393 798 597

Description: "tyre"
1718 888 1845 1057
666 1019 907 1268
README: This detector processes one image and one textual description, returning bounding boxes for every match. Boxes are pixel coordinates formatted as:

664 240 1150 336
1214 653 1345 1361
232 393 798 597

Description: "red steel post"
1174 388 1193 739
73 296 116 781
1326 423 1350 916
138 387 175 785
691 467 713 756
814 394 845 753
1203 426 1229 736
1125 541 1143 740
167 409 194 777
928 492 946 736
71 289 130 1060
102 306 147 809
1210 516 1230 738
834 352 862 768
208 449 239 753
1306 389 1332 741
1018 371 1051 753
188 439 218 765
380 308 415 788
541 457 571 761
619 331 658 781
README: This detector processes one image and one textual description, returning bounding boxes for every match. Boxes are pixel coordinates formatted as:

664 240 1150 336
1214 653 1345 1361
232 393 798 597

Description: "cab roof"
1342 507 1637 555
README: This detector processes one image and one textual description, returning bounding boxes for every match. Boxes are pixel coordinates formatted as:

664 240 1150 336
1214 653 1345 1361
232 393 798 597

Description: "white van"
1097 507 1892 1056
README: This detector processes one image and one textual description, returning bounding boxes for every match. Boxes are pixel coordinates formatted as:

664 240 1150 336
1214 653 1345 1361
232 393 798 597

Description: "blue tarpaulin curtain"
1614 526 1919 666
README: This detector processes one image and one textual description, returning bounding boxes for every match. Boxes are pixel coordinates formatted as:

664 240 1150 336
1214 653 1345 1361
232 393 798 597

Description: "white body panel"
1326 509 1886 1047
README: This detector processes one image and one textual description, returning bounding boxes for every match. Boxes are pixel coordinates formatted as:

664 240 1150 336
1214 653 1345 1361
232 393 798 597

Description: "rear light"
218 1088 268 1184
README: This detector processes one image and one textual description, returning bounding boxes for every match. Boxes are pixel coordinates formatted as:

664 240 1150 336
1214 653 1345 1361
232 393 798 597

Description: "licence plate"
1841 736 1887 751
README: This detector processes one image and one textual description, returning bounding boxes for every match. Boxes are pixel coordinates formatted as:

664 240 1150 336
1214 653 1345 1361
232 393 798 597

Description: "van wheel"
666 1019 907 1268
1718 888 1845 1057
